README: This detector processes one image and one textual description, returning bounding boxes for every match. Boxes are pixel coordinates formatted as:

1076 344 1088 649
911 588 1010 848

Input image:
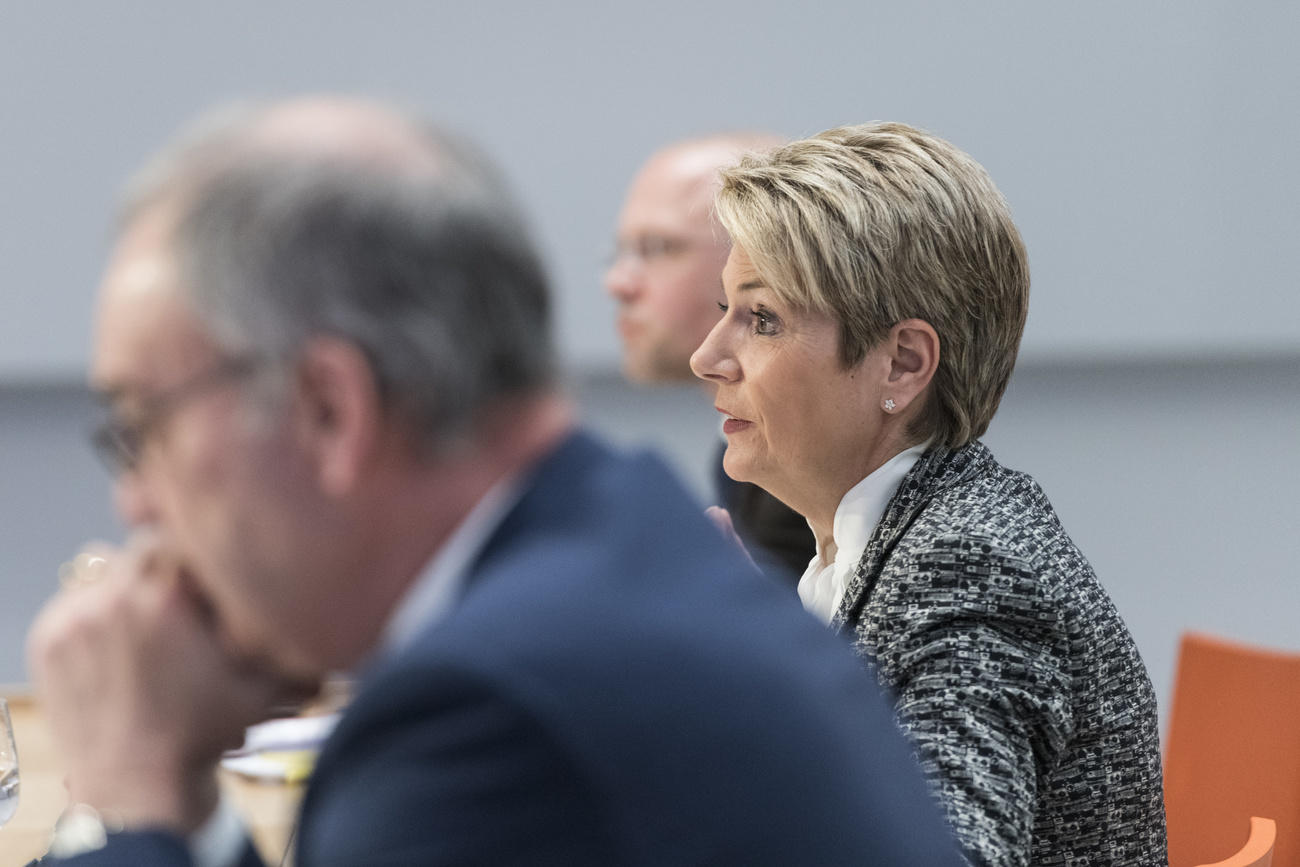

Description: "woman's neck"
814 530 837 566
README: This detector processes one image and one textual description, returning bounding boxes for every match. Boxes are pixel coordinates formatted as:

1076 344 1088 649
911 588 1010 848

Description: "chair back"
1195 816 1276 867
1165 632 1300 867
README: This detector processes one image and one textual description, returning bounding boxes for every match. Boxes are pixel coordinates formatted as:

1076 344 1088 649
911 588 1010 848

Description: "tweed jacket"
833 441 1167 867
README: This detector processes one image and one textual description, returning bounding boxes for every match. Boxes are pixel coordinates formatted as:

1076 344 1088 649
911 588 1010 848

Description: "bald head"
121 97 501 229
605 133 783 384
225 98 454 184
643 134 784 199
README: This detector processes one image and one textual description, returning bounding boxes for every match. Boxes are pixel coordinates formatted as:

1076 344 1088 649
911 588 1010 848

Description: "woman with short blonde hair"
693 122 1166 866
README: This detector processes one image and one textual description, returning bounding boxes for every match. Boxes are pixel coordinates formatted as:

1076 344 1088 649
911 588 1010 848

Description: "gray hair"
120 100 555 448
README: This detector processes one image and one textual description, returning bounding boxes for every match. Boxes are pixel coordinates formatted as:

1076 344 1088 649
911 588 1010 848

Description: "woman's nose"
690 320 740 384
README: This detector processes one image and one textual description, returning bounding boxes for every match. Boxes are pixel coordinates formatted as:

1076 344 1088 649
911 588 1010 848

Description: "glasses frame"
607 234 700 271
90 356 263 475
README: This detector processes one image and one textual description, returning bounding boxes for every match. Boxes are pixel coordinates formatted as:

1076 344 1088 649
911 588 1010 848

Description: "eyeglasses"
90 356 263 475
607 235 698 270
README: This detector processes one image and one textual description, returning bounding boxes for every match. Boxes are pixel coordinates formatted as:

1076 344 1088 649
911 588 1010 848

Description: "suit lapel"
830 442 992 633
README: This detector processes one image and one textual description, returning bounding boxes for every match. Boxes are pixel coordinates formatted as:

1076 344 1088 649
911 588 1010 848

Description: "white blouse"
797 443 929 623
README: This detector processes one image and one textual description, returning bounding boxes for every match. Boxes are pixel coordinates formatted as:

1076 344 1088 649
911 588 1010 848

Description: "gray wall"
2 2 1298 728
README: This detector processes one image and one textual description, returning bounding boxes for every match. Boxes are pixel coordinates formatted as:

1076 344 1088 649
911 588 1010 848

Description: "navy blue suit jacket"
51 432 961 866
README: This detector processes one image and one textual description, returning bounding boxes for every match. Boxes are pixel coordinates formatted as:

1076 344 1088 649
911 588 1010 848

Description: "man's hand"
27 535 316 834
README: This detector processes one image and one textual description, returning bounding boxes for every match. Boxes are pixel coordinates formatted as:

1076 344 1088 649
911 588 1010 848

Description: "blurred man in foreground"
606 135 815 579
26 98 963 866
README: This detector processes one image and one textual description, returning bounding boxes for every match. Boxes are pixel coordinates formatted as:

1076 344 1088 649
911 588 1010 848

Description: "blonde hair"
715 122 1029 447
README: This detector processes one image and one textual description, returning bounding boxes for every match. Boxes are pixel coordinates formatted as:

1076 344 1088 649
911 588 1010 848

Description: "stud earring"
883 398 896 412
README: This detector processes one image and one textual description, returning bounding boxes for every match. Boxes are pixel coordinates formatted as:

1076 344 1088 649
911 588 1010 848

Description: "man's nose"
113 469 160 528
603 254 643 302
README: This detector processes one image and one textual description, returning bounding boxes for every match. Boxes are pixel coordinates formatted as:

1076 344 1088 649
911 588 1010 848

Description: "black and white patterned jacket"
833 441 1167 866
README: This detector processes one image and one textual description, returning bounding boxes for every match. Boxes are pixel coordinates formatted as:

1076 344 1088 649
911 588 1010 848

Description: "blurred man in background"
606 135 815 580
26 97 962 866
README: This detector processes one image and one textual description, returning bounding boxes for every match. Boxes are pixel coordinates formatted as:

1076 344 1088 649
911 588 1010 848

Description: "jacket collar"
830 440 995 632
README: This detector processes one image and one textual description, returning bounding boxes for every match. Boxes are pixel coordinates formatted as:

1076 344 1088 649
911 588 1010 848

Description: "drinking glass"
0 698 19 827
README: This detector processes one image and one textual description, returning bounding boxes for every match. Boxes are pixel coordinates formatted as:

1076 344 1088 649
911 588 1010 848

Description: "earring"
883 398 896 412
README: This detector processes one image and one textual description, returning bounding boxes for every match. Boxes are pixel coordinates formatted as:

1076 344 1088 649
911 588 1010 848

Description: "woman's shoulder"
901 443 1063 553
866 442 1126 647
865 441 1108 615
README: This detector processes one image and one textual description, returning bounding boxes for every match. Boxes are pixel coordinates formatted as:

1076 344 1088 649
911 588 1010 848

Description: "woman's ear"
290 337 383 497
880 319 940 414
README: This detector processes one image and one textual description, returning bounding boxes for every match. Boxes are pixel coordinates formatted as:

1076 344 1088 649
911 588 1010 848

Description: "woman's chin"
720 451 746 483
722 451 767 490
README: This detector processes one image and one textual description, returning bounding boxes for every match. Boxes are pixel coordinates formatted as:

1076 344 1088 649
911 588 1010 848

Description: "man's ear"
291 337 383 498
880 319 940 414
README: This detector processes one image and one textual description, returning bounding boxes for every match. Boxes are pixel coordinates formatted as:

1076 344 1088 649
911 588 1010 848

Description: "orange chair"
1195 817 1276 867
1164 632 1300 867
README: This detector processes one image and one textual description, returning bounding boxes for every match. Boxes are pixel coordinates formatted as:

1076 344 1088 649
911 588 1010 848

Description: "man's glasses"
90 356 263 475
607 235 697 270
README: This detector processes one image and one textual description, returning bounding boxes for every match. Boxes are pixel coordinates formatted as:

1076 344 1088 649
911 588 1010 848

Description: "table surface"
0 691 304 867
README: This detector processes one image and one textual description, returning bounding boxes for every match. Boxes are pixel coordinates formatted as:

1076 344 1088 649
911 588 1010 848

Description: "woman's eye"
752 308 778 335
717 301 729 313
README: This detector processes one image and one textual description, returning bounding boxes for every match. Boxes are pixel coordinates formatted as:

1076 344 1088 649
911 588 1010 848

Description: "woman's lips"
722 417 751 435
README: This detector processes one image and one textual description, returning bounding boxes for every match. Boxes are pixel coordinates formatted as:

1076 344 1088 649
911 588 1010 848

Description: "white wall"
1 1 1298 378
